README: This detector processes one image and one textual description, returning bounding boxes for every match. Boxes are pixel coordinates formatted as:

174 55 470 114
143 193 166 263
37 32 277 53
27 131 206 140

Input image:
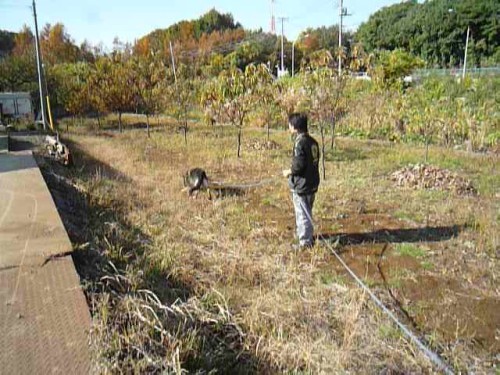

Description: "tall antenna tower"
270 0 276 34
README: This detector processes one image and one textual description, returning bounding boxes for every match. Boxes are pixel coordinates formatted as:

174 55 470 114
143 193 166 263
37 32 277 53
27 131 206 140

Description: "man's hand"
282 169 292 178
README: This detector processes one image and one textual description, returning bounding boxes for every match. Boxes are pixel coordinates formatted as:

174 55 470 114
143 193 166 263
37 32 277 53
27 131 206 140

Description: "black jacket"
288 133 320 195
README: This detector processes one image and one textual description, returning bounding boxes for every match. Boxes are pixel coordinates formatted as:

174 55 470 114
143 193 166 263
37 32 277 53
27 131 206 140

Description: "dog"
182 168 211 199
45 134 73 166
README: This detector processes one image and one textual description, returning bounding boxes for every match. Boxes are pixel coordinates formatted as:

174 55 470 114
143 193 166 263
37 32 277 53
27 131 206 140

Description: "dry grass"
41 117 499 373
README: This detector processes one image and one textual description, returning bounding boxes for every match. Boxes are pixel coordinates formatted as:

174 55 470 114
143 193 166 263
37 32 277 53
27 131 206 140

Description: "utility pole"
338 0 343 76
277 17 288 76
32 0 47 130
169 41 177 84
338 0 350 76
462 25 470 80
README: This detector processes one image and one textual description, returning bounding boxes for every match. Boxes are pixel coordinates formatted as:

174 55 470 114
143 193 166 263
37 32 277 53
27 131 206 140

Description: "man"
283 113 320 250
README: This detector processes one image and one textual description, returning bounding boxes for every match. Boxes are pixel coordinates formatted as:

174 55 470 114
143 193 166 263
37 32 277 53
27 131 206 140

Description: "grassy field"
38 118 499 374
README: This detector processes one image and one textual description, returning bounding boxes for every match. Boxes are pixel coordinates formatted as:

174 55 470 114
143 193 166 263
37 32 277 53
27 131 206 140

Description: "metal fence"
413 67 500 77
348 67 500 81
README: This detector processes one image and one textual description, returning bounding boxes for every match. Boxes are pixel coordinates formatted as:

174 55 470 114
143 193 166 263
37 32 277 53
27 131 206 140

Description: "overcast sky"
1 0 403 47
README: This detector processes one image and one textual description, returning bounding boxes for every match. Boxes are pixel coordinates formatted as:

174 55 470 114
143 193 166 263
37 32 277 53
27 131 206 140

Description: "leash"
209 176 281 190
298 200 454 375
206 172 453 372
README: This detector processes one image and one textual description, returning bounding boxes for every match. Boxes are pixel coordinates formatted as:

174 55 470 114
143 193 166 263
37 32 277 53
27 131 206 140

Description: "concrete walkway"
0 152 91 374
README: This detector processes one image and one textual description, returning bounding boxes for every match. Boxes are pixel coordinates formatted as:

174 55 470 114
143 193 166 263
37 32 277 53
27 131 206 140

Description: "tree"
200 78 224 127
79 40 96 63
303 68 346 179
40 23 79 65
195 8 241 37
134 9 242 57
93 55 136 132
86 58 110 128
225 41 261 70
49 62 92 128
356 1 418 52
297 25 353 72
0 54 36 92
0 30 16 58
254 64 280 140
297 25 348 56
356 0 500 67
372 49 424 90
211 65 259 157
132 54 166 138
12 25 34 57
298 31 320 55
348 43 374 73
166 64 197 144
303 49 335 70
104 53 137 133
202 53 227 78
276 76 308 122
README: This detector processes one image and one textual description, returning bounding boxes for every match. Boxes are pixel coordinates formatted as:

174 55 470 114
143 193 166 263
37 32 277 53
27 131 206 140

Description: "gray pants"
292 192 316 246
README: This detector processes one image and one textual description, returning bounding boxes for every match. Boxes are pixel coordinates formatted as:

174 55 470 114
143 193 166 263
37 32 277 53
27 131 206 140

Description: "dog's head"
183 170 191 187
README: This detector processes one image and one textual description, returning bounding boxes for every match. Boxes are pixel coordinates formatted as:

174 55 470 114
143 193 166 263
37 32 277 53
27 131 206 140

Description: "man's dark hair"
288 113 308 133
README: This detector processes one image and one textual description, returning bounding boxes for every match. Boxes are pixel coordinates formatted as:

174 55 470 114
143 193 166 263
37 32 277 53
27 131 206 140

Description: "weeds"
39 120 499 373
394 243 427 258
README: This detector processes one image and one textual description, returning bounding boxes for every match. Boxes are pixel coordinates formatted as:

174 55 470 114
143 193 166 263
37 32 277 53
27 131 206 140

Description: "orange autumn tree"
40 23 79 65
12 25 34 57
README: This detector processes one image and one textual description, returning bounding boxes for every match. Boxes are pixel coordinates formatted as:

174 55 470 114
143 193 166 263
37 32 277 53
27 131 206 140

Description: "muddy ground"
35 126 499 373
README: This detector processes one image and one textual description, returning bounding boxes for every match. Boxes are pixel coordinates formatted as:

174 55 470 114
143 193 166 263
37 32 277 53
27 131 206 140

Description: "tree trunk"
424 124 429 164
320 125 326 180
267 117 270 142
330 116 336 149
118 112 122 133
425 138 429 164
97 112 101 129
237 127 242 158
183 120 188 145
146 114 150 138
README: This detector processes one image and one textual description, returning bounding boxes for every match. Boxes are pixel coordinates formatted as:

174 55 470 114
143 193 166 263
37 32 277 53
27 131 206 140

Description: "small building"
0 92 33 121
